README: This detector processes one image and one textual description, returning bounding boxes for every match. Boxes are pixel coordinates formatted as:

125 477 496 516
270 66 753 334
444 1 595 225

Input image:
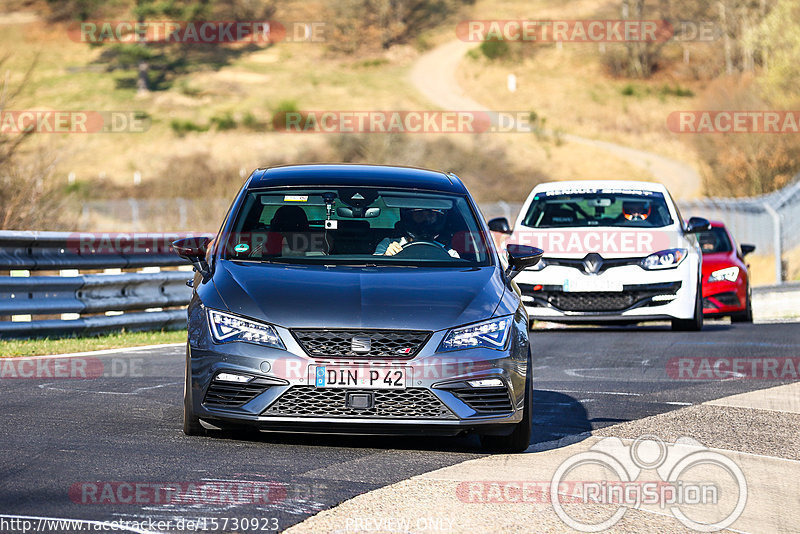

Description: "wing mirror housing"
685 217 711 234
741 243 756 256
172 236 212 280
488 217 512 234
506 244 544 280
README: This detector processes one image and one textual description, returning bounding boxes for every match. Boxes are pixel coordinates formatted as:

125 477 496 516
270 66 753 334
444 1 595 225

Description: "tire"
731 286 753 323
672 280 704 332
480 358 532 453
183 345 205 436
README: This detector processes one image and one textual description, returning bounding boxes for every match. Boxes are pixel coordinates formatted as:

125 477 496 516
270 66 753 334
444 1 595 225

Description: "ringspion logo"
550 435 747 532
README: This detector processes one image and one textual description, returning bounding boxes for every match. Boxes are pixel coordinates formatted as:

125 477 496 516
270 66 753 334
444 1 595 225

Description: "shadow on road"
197 390 602 456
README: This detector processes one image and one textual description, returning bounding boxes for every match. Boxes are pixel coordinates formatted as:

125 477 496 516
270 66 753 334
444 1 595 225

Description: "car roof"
531 180 670 194
247 164 466 194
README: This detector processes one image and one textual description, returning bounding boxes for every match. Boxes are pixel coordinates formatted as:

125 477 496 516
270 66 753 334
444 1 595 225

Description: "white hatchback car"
489 181 710 331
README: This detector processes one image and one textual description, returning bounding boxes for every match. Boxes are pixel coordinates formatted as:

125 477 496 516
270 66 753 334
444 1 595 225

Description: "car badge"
351 336 371 353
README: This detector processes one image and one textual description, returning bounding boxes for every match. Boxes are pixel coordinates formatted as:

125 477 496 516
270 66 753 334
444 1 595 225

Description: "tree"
85 0 276 93
0 57 68 229
746 0 800 103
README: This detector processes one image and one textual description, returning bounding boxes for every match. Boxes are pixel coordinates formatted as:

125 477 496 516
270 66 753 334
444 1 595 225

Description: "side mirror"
506 244 543 280
488 217 512 234
685 217 711 234
741 243 756 256
172 237 211 279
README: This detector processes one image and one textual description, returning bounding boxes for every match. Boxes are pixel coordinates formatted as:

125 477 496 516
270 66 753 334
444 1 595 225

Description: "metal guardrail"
0 231 200 339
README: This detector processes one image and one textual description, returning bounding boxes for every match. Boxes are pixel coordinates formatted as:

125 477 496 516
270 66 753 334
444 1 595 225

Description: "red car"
698 222 755 322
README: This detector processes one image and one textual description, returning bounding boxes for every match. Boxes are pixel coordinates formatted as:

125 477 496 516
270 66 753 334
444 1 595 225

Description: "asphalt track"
1 321 798 533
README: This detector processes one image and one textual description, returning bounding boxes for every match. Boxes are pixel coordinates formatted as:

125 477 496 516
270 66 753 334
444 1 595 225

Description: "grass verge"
0 330 186 358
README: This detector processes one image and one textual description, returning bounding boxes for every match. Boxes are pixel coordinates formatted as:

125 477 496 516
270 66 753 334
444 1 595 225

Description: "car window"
221 187 491 267
521 188 674 228
698 227 733 254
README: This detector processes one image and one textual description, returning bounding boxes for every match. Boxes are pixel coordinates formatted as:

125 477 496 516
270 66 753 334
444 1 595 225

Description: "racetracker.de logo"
667 357 800 380
456 19 673 42
0 357 144 379
667 111 800 133
66 232 214 255
509 229 671 255
69 481 287 505
276 111 559 133
67 20 326 44
0 111 149 134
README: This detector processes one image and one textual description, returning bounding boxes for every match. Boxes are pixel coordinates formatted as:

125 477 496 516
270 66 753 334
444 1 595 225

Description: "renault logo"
583 253 603 275
351 336 371 353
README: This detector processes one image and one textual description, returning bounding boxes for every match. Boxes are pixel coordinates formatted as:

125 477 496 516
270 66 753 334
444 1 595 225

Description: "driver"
375 208 460 257
621 200 651 221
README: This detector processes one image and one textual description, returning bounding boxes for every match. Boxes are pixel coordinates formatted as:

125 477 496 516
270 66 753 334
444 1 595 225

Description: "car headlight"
708 266 739 283
207 309 285 349
641 248 687 270
438 317 511 352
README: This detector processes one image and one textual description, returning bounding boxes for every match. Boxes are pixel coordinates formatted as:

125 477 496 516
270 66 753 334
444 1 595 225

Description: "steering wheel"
393 240 452 259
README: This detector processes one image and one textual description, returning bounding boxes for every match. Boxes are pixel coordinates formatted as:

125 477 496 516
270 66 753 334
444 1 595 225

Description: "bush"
479 39 510 60
170 119 208 136
659 84 694 98
241 111 264 131
210 112 237 131
272 100 315 131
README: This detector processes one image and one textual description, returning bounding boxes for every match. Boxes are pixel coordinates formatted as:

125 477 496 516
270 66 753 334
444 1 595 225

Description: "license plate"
563 278 623 292
313 366 407 389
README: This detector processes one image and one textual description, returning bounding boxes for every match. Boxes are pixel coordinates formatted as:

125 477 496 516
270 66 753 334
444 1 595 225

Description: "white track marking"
553 389 642 397
1 343 184 361
37 382 180 395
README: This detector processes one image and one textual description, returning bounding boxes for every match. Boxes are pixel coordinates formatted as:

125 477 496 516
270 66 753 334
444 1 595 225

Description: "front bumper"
703 279 746 315
515 261 697 322
186 309 529 436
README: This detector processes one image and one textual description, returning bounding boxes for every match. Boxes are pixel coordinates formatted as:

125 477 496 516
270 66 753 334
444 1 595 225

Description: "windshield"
521 187 674 228
220 187 491 267
698 227 733 254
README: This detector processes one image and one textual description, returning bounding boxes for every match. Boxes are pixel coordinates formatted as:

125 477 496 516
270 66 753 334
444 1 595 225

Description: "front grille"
292 329 430 359
204 380 272 408
262 387 456 419
550 292 636 311
519 282 682 312
546 256 641 274
450 386 514 415
711 291 741 307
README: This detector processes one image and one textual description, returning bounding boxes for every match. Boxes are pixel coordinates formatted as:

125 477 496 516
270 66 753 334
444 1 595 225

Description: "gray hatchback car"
173 164 542 452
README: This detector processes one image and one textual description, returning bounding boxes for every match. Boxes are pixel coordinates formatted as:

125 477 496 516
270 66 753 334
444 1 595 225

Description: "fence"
0 231 197 338
679 178 800 283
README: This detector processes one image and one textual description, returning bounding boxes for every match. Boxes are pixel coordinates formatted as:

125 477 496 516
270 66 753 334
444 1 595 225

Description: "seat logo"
351 337 371 353
583 253 603 274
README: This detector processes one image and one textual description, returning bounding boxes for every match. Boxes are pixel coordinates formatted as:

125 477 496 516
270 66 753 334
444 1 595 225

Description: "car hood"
211 260 505 331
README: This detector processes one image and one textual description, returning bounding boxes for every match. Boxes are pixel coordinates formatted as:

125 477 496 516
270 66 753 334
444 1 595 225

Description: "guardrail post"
763 201 782 283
